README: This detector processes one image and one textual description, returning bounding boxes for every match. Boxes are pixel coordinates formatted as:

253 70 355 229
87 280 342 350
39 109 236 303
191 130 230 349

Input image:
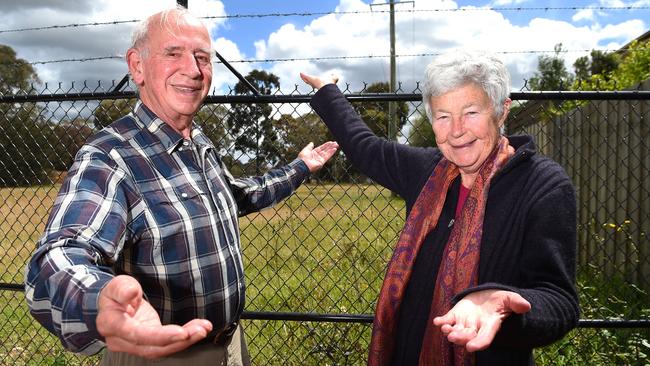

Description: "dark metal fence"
1 82 649 365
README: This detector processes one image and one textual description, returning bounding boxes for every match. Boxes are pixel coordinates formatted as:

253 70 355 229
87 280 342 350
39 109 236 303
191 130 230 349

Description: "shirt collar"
134 101 216 154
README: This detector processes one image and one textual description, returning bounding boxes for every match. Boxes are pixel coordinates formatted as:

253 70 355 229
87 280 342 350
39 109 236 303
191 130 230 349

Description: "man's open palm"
96 275 212 359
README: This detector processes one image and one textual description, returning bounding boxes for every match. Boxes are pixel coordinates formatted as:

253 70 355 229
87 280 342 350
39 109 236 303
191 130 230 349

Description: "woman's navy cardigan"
311 84 580 365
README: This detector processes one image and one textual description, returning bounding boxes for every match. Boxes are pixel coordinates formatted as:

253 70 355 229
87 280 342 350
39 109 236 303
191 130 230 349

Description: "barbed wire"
0 20 139 34
0 5 648 34
17 47 642 67
28 56 123 65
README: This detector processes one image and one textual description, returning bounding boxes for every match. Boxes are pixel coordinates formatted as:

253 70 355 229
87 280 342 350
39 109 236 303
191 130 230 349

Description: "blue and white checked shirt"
25 102 309 355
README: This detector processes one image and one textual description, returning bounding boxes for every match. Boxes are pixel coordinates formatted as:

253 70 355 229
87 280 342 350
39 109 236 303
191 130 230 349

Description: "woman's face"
429 83 510 181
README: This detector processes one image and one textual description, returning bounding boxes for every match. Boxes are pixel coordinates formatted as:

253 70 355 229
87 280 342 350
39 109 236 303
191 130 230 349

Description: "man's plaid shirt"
25 102 309 355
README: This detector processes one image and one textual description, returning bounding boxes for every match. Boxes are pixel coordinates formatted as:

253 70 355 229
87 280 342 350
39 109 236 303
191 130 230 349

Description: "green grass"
1 183 648 365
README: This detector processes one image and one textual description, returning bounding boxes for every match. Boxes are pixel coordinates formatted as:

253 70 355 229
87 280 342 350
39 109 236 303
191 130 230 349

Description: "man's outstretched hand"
96 275 213 359
298 141 339 172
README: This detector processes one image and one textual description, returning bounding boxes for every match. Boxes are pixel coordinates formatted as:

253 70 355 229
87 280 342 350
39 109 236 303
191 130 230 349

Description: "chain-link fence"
1 81 649 365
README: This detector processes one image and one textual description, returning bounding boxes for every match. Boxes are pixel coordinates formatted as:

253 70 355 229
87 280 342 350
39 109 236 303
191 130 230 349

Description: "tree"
611 39 650 88
93 99 136 129
0 44 39 93
573 50 620 85
407 110 436 148
229 70 282 174
274 112 345 182
0 44 53 186
528 43 574 91
572 39 649 92
353 82 409 139
195 103 231 153
50 119 94 171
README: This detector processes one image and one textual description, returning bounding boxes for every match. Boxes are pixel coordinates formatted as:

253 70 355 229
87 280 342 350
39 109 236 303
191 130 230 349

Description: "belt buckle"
212 321 237 345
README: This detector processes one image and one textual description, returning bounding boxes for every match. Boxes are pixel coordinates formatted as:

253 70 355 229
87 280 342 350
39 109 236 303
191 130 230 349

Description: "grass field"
0 183 402 365
1 183 648 365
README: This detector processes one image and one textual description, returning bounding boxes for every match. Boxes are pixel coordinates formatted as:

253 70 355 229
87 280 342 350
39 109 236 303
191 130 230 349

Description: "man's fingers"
116 283 141 310
102 276 142 309
315 141 339 159
182 319 213 337
131 324 192 345
106 328 207 359
104 335 141 354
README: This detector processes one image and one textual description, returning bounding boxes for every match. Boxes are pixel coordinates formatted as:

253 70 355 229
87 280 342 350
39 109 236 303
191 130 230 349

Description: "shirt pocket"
140 186 211 248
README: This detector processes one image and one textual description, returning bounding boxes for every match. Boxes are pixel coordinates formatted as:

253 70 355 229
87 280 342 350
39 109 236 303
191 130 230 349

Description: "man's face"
129 14 212 125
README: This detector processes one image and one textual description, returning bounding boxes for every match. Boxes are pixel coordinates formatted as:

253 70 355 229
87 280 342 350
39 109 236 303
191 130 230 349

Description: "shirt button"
183 140 190 146
181 192 188 199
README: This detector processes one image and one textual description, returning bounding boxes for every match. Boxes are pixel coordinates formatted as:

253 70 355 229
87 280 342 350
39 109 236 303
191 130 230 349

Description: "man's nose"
180 53 201 77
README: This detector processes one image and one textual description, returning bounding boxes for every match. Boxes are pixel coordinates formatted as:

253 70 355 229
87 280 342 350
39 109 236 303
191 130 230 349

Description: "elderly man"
25 7 338 366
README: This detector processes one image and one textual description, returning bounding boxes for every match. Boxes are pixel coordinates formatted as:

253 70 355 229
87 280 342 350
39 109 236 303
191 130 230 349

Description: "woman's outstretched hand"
433 289 531 352
300 72 338 90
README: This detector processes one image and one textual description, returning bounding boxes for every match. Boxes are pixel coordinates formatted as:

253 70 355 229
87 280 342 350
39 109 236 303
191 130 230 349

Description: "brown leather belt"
197 321 238 346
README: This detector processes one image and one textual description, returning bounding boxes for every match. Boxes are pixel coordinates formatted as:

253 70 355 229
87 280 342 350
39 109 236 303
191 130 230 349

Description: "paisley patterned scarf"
367 136 513 366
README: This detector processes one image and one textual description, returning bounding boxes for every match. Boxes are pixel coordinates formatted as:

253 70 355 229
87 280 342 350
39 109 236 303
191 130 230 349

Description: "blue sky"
216 0 639 56
0 0 648 93
216 0 350 56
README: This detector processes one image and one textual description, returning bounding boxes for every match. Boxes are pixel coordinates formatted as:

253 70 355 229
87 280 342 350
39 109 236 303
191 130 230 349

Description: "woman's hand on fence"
300 72 339 90
298 141 339 172
96 275 213 359
433 289 531 352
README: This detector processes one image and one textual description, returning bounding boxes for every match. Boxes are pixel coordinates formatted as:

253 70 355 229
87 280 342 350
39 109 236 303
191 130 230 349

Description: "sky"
0 0 648 95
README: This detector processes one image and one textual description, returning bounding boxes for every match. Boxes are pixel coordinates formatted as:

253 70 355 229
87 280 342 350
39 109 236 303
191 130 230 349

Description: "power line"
19 48 641 67
1 6 648 34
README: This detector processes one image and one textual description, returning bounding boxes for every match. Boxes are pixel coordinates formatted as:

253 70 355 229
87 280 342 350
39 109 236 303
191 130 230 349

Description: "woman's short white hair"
422 50 511 122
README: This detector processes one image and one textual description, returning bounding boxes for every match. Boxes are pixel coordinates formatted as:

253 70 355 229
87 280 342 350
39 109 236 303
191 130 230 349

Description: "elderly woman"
301 50 579 366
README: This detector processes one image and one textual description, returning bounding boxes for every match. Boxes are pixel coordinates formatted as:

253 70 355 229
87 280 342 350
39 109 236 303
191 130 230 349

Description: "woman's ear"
499 98 512 127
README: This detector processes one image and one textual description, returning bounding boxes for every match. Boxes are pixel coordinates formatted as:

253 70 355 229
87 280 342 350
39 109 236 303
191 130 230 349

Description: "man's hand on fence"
96 275 212 359
300 72 339 90
433 289 531 352
298 141 339 173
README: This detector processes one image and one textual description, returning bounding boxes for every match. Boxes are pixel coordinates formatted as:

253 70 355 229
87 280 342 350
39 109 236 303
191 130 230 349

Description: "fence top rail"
2 90 650 104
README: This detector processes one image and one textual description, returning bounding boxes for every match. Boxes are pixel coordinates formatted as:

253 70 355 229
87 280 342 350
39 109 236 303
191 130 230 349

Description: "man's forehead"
151 24 211 47
150 12 209 37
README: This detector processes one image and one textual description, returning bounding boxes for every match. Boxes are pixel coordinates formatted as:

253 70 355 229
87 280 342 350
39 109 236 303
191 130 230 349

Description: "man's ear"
126 48 145 86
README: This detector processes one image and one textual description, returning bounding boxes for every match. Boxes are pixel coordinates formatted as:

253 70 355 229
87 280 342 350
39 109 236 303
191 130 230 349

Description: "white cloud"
1 0 647 96
251 0 647 94
212 37 251 93
0 0 228 89
491 0 530 5
573 9 595 22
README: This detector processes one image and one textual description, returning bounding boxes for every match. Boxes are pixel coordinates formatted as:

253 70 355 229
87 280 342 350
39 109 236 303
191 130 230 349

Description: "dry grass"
0 182 404 365
0 185 60 283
